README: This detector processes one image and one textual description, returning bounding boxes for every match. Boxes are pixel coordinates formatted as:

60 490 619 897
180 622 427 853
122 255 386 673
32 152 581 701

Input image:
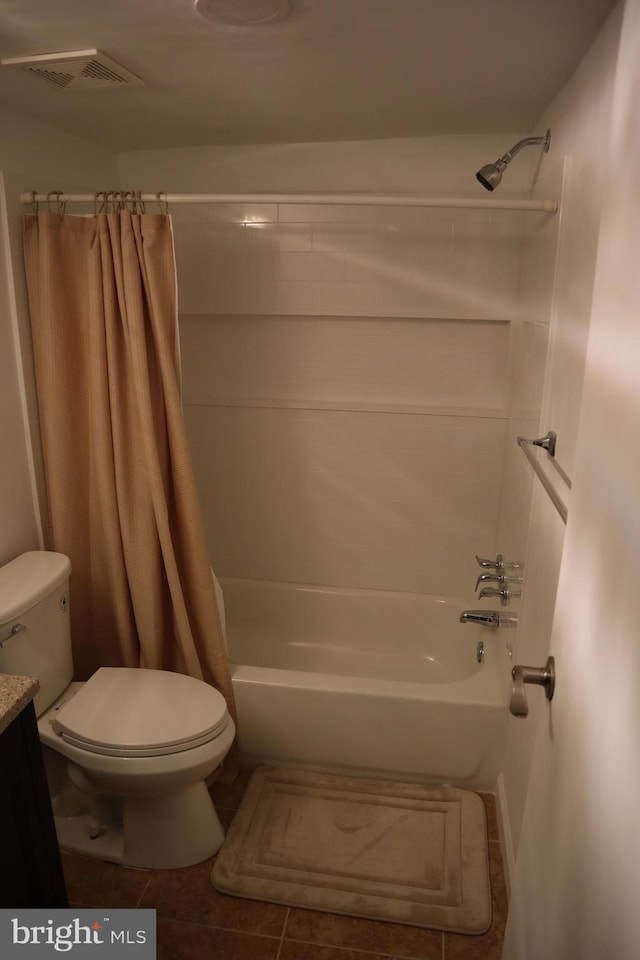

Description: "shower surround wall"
173 202 525 598
118 136 544 726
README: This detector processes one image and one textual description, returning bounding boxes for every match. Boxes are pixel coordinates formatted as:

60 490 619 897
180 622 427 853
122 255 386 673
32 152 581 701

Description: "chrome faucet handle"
476 554 524 574
475 553 504 571
478 585 511 606
475 572 505 591
510 656 556 718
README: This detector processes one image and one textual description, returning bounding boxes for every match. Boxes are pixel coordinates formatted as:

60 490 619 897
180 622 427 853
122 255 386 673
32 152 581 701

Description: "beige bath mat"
212 766 491 934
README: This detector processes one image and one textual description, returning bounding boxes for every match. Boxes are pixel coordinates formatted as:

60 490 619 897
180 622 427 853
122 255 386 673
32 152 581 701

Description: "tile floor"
62 771 507 960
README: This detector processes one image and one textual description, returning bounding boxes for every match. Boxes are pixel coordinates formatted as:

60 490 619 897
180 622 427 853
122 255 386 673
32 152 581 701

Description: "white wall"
498 1 623 885
118 134 535 196
119 135 539 603
504 0 640 954
0 107 119 565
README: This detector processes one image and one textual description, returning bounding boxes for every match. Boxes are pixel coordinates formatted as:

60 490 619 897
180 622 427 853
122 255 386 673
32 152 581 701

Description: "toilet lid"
52 667 230 757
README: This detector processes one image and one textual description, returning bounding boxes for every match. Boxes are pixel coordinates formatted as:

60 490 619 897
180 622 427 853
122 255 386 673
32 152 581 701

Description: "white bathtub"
222 579 510 791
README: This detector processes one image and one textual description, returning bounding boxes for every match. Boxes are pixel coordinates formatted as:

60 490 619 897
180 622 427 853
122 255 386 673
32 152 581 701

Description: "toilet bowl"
0 551 235 869
39 667 236 868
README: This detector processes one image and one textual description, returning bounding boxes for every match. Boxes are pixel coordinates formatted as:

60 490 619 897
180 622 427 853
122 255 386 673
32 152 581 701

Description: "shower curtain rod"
21 192 558 213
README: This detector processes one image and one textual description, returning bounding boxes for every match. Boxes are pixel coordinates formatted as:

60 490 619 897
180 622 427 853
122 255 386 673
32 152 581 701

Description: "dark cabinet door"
0 702 68 907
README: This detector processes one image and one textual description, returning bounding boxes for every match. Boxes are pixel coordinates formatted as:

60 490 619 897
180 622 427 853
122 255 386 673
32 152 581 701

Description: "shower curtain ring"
95 191 109 215
156 192 169 215
30 191 39 215
46 191 65 217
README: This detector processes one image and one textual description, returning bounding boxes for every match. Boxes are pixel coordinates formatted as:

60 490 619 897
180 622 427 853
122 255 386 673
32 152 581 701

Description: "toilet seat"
52 667 230 758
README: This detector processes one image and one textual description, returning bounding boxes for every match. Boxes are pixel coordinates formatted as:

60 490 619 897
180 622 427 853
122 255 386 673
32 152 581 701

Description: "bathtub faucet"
459 610 500 627
459 610 518 628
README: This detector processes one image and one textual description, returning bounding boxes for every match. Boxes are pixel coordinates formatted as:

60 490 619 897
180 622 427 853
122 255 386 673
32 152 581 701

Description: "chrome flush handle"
0 623 27 648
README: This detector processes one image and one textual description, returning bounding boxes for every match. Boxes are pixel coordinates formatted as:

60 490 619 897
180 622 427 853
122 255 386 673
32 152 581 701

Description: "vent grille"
0 49 143 90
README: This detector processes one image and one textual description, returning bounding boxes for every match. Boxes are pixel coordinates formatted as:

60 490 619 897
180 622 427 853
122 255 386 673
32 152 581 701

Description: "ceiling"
0 0 618 152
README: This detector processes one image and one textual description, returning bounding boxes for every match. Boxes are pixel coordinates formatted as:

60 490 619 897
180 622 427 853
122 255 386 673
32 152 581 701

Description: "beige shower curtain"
23 209 236 737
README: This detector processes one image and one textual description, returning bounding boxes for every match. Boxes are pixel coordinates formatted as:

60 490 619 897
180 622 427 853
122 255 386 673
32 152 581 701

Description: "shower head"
476 129 551 191
476 159 508 192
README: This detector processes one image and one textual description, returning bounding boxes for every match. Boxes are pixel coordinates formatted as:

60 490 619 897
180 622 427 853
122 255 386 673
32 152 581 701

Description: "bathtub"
222 579 510 791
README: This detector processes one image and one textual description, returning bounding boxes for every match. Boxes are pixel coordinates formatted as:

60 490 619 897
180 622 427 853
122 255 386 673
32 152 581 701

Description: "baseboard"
496 772 515 900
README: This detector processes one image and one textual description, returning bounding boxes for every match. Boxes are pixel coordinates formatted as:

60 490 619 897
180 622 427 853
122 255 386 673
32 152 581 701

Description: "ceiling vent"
0 49 144 90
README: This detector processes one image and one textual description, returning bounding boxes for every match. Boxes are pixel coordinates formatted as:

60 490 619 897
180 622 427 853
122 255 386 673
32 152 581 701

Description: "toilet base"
54 782 225 869
55 811 125 864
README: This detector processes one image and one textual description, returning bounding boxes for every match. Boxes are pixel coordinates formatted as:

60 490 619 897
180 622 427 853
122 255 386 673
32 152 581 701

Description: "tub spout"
459 610 519 628
459 610 500 627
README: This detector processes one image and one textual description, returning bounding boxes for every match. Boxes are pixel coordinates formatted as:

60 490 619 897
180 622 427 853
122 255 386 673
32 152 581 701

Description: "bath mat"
212 766 491 934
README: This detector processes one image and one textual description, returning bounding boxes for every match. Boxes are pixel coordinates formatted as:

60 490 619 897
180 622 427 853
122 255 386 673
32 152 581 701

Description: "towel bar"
517 432 568 524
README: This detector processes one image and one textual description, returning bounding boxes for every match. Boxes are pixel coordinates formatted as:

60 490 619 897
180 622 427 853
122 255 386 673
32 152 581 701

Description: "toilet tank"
0 551 73 717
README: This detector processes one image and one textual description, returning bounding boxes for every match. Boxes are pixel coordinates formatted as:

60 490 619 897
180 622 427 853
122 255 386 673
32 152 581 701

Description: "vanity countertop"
0 674 39 736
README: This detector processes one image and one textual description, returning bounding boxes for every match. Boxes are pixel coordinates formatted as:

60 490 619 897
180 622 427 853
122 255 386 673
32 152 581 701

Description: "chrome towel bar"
517 432 568 524
519 430 557 456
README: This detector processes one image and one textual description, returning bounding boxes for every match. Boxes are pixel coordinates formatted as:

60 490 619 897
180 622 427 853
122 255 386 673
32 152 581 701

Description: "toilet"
0 551 235 869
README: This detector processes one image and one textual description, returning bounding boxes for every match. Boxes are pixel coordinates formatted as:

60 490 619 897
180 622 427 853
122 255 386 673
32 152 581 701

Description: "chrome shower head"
476 129 551 191
476 159 509 192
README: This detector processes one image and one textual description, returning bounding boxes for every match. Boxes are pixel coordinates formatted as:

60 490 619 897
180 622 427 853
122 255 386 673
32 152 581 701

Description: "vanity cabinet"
0 699 68 906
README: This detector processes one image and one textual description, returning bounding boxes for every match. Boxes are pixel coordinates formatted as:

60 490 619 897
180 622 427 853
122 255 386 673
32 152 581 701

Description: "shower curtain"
22 207 237 744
